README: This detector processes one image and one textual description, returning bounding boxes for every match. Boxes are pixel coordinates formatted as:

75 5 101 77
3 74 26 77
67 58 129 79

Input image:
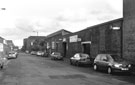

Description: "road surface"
0 53 134 85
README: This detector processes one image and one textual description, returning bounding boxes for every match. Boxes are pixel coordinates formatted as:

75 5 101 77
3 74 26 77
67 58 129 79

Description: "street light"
1 8 6 10
33 31 38 36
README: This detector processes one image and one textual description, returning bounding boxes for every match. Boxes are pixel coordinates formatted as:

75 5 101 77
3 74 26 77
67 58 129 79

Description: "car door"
71 54 76 63
99 55 109 70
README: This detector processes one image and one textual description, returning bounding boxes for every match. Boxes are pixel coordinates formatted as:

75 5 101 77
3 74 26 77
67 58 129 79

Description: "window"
80 54 89 58
74 54 80 58
101 55 107 61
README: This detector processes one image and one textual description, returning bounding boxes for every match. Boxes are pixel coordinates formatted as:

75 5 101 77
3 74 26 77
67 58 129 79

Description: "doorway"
81 41 91 56
62 42 67 57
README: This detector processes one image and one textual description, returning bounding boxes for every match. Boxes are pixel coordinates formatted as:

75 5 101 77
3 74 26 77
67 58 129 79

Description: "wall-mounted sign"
3 40 7 45
52 42 55 49
78 38 81 42
31 42 33 46
69 35 78 43
0 43 3 52
63 38 66 42
47 42 50 49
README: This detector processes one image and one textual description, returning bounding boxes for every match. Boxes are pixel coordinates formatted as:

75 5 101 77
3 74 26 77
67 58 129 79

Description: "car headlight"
114 64 122 68
3 57 6 60
128 64 131 68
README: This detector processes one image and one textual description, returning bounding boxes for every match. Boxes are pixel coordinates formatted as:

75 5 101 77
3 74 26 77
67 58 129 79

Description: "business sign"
69 35 78 43
63 38 66 42
47 42 50 49
31 42 33 46
0 43 3 52
3 40 7 45
52 42 55 49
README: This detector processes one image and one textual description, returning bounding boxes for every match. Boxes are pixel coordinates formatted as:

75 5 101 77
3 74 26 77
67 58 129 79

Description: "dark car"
50 52 63 60
93 54 132 74
42 52 49 57
70 53 92 66
30 51 37 55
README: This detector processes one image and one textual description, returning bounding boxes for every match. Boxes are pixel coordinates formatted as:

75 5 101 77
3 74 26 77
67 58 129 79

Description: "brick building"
45 29 72 54
123 0 135 63
23 36 46 52
0 37 12 57
45 19 122 59
6 40 14 51
22 0 135 64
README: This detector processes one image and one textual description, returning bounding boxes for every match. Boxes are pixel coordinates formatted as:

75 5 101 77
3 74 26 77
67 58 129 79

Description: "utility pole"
33 31 38 36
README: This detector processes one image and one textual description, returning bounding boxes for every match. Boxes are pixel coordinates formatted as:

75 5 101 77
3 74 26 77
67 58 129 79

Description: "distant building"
22 38 28 51
0 37 11 57
6 40 14 50
22 36 46 52
45 29 72 54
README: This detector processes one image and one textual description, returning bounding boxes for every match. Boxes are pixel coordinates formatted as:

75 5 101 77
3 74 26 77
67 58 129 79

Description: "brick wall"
123 0 135 63
44 19 122 59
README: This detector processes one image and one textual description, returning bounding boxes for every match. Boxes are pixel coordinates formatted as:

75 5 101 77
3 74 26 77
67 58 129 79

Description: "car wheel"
70 60 72 65
107 67 113 74
76 61 80 66
51 57 53 60
0 65 3 69
94 64 98 71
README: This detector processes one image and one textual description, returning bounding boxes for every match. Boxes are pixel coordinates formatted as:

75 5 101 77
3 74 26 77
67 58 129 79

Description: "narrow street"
0 53 134 85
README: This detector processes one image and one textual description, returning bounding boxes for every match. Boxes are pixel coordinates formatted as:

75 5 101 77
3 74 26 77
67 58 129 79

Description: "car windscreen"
80 54 89 58
110 55 123 61
9 52 15 54
53 52 61 55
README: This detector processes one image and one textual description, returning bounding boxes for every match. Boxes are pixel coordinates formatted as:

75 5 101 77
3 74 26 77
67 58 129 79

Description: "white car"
0 57 8 69
70 53 92 66
8 51 18 59
36 51 44 56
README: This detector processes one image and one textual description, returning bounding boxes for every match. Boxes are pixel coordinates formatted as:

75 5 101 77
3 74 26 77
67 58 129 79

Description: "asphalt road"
0 53 135 85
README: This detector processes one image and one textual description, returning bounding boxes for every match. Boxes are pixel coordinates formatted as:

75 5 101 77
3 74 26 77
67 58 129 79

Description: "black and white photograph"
0 0 135 85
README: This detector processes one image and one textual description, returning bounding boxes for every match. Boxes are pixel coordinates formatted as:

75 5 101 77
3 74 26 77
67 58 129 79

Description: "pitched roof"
47 29 72 38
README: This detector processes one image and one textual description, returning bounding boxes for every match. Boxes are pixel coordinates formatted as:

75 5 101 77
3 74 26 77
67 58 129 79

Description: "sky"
0 0 123 48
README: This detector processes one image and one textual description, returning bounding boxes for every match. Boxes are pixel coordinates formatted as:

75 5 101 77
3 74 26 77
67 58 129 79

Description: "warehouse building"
45 18 123 59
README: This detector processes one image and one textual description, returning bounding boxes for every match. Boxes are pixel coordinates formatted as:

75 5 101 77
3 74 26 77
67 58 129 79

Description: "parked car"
30 51 37 55
50 52 63 60
93 54 132 74
0 57 6 69
25 50 29 54
36 51 44 56
8 51 18 59
42 52 49 57
70 53 92 66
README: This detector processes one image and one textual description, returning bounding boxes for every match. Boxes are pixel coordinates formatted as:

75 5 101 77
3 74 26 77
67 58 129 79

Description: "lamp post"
33 31 38 36
1 8 6 10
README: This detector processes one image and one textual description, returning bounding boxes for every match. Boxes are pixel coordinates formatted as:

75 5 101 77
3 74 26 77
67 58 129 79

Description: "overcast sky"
0 0 123 48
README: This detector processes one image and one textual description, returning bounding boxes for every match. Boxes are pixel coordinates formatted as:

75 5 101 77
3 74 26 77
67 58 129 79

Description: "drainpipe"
121 23 123 58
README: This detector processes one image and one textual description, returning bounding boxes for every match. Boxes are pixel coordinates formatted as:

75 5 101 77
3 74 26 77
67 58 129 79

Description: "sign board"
63 38 66 42
69 35 78 43
3 40 7 45
31 42 33 46
52 42 55 49
78 38 81 42
47 42 50 49
0 43 3 52
112 27 120 30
